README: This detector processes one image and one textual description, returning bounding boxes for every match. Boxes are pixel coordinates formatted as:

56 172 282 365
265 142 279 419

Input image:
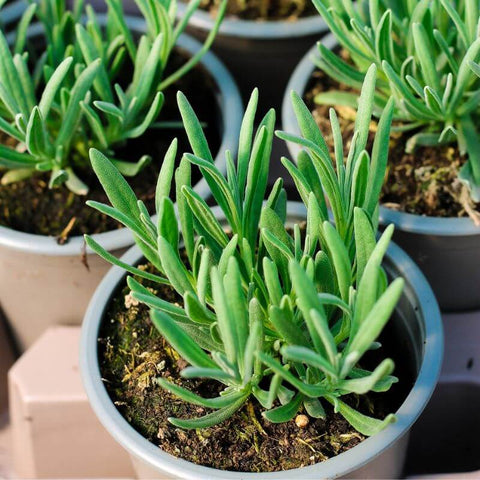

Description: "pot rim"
4 0 328 39
176 2 327 40
80 201 443 480
281 33 480 237
0 0 26 26
0 15 243 256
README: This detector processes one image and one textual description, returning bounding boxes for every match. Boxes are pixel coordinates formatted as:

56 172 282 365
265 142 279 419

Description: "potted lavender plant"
283 0 480 311
80 76 442 478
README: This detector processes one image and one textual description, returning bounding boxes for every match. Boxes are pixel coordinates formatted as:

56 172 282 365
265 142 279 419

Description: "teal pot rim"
281 34 480 238
0 15 243 256
80 201 443 480
0 0 26 26
176 2 327 40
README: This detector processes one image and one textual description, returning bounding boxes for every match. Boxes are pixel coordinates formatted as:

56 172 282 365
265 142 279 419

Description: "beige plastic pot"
0 18 242 352
9 326 136 479
81 203 443 480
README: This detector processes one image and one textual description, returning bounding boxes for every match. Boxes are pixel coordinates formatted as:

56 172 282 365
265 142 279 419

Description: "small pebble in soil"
124 293 139 309
295 414 309 428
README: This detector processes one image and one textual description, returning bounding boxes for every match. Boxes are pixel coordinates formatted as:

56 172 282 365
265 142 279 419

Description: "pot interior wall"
383 256 423 380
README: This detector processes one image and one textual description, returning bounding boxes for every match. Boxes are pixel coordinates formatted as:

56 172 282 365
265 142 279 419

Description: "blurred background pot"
0 0 25 31
0 18 242 352
282 35 480 313
174 4 327 114
67 0 328 113
81 202 443 480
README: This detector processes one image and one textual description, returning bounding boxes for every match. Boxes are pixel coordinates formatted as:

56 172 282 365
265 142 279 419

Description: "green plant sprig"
86 79 402 436
278 64 394 265
0 0 226 193
312 0 480 201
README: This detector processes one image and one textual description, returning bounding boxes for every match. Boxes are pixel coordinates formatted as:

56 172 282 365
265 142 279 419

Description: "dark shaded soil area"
200 0 317 21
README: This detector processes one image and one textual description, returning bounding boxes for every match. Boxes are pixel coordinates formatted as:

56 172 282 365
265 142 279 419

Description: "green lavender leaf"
151 309 217 369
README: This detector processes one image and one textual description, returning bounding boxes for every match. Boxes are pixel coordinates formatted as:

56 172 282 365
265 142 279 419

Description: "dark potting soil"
199 0 317 21
0 48 221 240
98 263 413 473
304 68 480 222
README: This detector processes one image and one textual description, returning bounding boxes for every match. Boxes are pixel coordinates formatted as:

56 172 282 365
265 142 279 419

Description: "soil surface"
98 263 413 473
304 68 480 222
199 0 317 21
0 48 221 239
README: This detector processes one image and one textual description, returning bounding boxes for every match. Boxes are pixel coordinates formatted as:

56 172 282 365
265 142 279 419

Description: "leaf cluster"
0 0 225 193
313 0 480 200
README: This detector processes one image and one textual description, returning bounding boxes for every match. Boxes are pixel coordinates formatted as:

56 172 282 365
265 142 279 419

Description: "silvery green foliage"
86 71 403 436
312 0 480 201
0 0 225 193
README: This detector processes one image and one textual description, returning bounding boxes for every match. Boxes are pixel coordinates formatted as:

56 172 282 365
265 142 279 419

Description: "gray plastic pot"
81 201 443 480
0 17 242 352
174 3 328 114
77 0 328 113
282 34 480 313
405 310 480 478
